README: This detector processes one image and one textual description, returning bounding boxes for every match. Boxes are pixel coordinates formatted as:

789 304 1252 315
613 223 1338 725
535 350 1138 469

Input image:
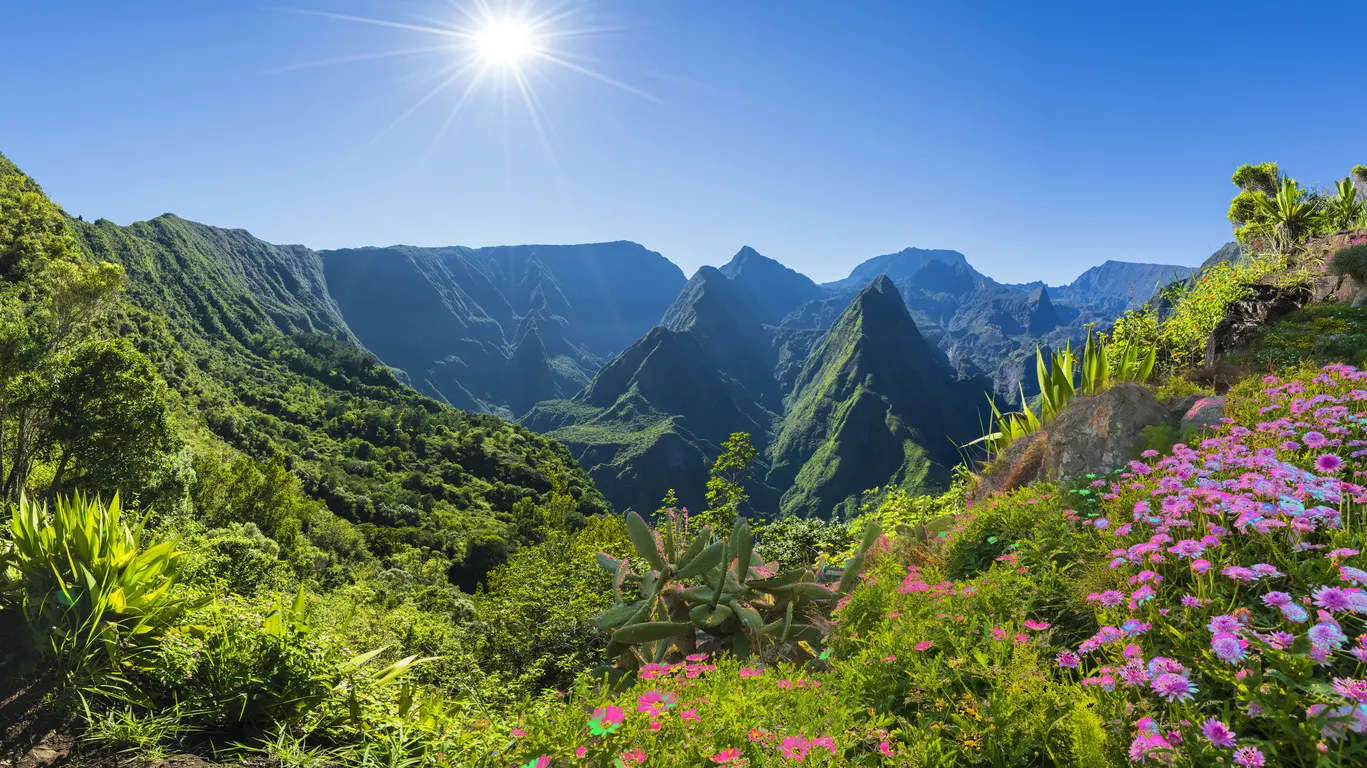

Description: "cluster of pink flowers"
1060 364 1367 763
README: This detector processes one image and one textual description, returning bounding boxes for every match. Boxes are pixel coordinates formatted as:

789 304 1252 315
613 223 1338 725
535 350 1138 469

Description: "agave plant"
972 332 1155 456
593 510 880 678
1080 328 1155 396
0 492 198 675
1324 178 1366 232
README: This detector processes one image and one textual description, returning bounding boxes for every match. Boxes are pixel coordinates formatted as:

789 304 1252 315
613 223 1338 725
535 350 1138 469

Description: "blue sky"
1 1 1364 284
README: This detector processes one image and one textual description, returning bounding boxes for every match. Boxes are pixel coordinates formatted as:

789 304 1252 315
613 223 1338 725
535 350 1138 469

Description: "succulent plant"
592 509 880 678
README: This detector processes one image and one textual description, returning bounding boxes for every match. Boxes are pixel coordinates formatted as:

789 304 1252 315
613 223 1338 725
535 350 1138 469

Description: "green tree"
697 432 758 531
46 338 174 497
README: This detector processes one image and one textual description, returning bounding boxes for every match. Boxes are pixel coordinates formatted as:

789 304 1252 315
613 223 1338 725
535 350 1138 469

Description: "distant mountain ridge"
321 242 685 416
317 239 1195 517
528 248 994 518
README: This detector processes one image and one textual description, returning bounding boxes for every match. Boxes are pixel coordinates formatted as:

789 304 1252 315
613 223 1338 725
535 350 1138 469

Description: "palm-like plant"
1249 178 1326 253
1323 178 1366 232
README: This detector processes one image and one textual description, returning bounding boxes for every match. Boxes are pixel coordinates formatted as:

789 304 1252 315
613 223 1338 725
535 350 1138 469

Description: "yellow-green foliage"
1106 252 1283 371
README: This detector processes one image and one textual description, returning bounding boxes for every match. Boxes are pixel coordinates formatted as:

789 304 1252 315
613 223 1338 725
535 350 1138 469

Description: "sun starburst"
279 0 656 154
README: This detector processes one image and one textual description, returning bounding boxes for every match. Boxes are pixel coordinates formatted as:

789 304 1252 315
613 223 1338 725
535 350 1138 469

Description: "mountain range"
15 141 1198 521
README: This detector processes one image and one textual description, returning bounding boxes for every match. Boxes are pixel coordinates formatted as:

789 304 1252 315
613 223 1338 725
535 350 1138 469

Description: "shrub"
594 510 880 671
0 493 196 678
1331 243 1367 281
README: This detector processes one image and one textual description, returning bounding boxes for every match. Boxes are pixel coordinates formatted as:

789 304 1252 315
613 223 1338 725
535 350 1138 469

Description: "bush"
1330 243 1367 280
0 493 196 678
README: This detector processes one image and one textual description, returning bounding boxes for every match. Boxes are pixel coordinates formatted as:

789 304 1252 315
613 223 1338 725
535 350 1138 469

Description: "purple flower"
1341 566 1367 585
1233 746 1266 767
1261 591 1292 608
1191 559 1212 574
1055 650 1080 669
1310 622 1349 649
1211 632 1248 664
1094 517 1110 529
1168 539 1205 558
1151 672 1197 703
1208 614 1244 634
1314 585 1354 612
1200 717 1236 748
1098 590 1125 608
1304 431 1329 448
1315 453 1344 473
1333 677 1367 704
1222 565 1257 583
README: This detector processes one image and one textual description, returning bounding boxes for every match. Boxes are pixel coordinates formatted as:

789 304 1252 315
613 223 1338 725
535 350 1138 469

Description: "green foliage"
1330 243 1367 281
978 330 1155 455
1227 163 1364 253
595 509 880 671
1325 178 1366 231
1106 252 1283 372
1228 300 1367 369
752 516 855 570
473 515 635 694
1230 162 1281 196
698 431 757 531
0 493 195 678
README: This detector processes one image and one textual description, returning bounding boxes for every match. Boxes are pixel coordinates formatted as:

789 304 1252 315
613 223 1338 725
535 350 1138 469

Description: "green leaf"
611 621 694 645
625 511 665 571
677 540 726 579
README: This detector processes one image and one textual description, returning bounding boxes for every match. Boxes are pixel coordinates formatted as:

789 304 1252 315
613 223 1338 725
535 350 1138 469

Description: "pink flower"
1201 718 1236 748
519 756 549 768
618 747 648 765
636 690 677 716
879 740 894 756
1024 619 1051 630
511 728 526 738
710 748 742 764
914 640 933 651
739 666 763 678
589 706 624 735
576 747 587 758
780 735 810 760
681 707 701 723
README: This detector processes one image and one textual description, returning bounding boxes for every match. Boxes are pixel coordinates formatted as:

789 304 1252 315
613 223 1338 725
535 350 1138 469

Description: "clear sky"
2 1 1364 285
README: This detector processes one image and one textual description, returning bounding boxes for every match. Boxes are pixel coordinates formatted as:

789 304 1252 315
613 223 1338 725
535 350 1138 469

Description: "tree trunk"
46 446 73 501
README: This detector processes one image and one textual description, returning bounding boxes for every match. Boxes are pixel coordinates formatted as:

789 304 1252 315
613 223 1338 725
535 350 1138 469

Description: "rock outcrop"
1204 283 1313 366
969 384 1171 504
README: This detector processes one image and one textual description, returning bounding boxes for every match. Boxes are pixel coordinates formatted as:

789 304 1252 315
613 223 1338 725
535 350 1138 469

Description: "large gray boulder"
970 383 1171 504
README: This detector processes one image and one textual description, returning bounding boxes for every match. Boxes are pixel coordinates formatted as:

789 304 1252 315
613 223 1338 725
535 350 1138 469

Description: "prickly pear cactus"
593 508 880 678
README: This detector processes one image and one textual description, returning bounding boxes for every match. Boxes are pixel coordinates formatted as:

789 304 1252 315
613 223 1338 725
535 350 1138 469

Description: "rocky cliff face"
320 242 685 416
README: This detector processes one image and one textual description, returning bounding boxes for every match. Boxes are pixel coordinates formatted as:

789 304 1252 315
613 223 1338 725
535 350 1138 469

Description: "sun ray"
280 0 661 176
537 53 660 102
265 44 458 74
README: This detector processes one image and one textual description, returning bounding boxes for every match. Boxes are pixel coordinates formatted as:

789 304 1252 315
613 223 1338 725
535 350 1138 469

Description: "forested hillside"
2 152 607 594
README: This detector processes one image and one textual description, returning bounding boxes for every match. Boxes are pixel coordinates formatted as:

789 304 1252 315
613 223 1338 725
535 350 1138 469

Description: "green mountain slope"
768 276 989 517
0 154 610 588
530 256 986 519
525 266 782 515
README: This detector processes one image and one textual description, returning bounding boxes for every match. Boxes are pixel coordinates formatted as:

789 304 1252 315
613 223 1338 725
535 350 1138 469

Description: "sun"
472 16 542 68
